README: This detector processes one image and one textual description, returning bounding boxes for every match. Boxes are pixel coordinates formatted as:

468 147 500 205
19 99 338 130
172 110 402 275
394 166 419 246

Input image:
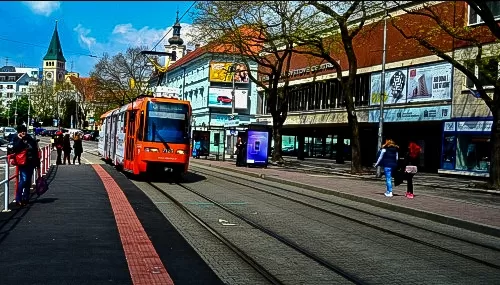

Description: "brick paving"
93 165 174 285
190 159 500 230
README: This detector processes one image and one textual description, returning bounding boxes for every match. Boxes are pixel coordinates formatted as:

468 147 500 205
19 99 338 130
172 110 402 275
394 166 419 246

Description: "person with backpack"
402 142 421 199
11 125 40 207
374 139 399 197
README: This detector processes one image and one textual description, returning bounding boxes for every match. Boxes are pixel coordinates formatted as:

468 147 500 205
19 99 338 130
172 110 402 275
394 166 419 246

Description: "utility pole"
14 93 18 126
75 92 78 129
376 3 388 178
230 53 236 159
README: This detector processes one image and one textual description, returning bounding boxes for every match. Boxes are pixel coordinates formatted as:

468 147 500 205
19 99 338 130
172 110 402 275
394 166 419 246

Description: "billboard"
192 130 210 157
246 130 269 166
208 87 248 109
370 68 408 106
368 105 451 123
406 62 453 103
209 62 249 83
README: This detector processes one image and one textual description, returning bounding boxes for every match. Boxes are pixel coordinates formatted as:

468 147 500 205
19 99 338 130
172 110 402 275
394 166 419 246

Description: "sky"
0 1 196 77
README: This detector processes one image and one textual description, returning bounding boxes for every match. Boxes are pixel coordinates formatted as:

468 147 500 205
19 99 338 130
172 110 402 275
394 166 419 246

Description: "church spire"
43 20 66 62
168 9 184 46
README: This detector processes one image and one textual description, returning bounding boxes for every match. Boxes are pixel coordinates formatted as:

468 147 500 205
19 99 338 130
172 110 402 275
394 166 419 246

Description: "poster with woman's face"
234 63 249 83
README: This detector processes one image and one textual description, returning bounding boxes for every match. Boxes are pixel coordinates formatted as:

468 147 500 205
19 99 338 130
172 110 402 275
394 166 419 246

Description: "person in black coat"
11 125 40 206
73 134 83 164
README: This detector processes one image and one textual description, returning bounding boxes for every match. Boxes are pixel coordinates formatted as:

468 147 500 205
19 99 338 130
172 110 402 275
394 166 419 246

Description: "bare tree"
190 1 316 163
391 1 500 187
91 46 152 105
289 0 383 172
29 81 58 120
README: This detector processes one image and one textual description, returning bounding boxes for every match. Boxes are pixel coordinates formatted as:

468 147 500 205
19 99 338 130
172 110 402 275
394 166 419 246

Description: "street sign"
224 120 240 127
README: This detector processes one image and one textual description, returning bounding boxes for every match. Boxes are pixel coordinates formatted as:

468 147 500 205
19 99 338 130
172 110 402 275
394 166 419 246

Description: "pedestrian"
374 139 399 197
403 142 421 199
11 125 40 207
73 134 83 165
235 137 244 167
53 130 64 165
63 134 72 165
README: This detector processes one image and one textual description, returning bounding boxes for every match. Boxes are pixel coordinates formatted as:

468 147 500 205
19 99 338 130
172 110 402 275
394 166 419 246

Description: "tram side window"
138 111 145 140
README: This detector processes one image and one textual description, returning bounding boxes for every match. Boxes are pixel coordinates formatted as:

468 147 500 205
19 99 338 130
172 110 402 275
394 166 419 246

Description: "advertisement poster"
368 105 451 123
209 62 249 83
370 68 408 106
192 130 210 157
406 62 452 103
208 87 248 109
246 130 269 166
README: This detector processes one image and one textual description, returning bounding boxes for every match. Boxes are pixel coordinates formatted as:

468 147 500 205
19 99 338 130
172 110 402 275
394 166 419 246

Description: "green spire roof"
43 21 66 62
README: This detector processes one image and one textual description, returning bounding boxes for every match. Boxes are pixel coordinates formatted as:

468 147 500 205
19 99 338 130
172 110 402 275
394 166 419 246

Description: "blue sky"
0 1 196 76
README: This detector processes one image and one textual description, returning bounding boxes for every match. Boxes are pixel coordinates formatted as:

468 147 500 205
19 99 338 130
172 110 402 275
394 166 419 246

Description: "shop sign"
456 120 492 132
260 61 339 82
368 105 451 123
443 121 456 132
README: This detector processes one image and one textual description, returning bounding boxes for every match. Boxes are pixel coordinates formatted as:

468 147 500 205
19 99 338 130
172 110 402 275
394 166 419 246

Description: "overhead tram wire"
0 36 101 59
150 1 197 51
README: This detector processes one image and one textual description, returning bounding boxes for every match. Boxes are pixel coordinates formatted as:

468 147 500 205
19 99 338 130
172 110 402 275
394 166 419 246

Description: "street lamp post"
376 4 388 178
229 56 237 159
14 93 19 126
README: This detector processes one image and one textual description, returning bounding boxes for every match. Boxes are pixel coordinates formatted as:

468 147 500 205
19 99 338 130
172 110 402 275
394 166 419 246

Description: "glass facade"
261 74 370 114
441 120 491 174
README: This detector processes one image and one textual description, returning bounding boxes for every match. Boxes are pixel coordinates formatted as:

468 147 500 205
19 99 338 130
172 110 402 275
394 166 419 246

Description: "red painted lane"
93 165 174 285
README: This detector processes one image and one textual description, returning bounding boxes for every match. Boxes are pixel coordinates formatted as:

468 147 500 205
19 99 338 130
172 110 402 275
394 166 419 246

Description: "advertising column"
246 130 269 167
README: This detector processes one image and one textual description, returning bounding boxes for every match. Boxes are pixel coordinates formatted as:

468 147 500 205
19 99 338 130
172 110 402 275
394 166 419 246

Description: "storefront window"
455 135 490 172
441 135 456 170
282 135 297 156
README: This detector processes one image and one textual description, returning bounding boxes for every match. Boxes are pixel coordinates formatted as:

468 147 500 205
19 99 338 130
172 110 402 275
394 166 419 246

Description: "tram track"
190 166 500 271
147 181 365 285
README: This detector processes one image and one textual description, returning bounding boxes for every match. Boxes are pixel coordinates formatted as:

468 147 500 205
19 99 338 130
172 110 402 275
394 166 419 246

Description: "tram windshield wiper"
152 123 171 150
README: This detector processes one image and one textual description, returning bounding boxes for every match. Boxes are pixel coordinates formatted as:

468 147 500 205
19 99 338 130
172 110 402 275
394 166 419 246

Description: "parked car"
1 127 16 140
83 130 99 141
217 96 232 104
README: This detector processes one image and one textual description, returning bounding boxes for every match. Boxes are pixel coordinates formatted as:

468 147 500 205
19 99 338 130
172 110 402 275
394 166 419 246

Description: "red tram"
98 87 192 176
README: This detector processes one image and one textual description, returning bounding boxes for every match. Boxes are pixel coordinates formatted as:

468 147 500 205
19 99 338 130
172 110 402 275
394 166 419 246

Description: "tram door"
125 111 136 161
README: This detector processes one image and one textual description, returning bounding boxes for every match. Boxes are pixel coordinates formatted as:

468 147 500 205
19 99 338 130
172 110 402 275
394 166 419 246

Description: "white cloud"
74 24 97 50
72 22 195 76
23 1 61 16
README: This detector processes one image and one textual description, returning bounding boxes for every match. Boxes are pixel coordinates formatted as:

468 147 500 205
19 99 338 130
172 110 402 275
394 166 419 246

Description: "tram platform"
190 159 500 237
0 164 223 285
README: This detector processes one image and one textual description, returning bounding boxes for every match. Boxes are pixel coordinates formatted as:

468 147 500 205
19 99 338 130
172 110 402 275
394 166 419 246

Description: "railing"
0 144 52 212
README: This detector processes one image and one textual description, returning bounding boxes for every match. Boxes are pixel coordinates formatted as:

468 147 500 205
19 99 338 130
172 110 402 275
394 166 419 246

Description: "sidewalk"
195 155 499 194
0 164 223 285
190 159 500 237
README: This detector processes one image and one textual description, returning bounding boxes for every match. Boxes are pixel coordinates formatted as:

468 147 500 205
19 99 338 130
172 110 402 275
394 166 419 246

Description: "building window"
465 58 499 88
0 85 3 89
8 76 15 81
22 88 26 92
468 1 500 25
0 77 4 81
7 85 13 89
7 93 13 98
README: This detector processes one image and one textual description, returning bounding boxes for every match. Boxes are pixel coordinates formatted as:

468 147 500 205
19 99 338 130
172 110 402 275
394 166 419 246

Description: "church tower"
43 20 66 85
164 11 186 65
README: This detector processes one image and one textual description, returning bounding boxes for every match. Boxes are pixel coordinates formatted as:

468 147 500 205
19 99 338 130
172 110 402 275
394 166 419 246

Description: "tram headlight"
145 147 159 152
176 149 185 154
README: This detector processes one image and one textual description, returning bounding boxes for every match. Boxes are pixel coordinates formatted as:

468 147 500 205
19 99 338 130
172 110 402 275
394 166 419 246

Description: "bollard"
3 157 10 212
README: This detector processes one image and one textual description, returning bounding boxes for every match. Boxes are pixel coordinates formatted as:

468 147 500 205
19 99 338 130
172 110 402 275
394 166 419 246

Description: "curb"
196 159 500 195
191 161 500 237
279 165 500 196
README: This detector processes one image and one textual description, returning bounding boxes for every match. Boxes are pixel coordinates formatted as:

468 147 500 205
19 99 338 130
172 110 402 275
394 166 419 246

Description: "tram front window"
145 102 189 144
